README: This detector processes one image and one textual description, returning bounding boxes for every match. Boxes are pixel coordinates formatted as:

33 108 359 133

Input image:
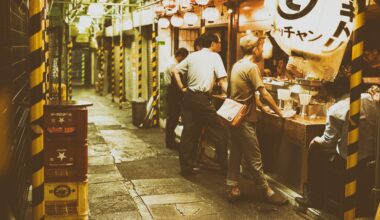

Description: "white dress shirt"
175 48 227 93
163 57 178 86
314 93 378 161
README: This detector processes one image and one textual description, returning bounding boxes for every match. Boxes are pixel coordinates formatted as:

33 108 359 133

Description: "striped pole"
29 0 45 219
43 0 48 101
119 37 124 109
345 0 366 219
99 43 105 96
151 30 158 126
67 42 73 100
81 53 85 85
137 34 143 98
111 36 116 102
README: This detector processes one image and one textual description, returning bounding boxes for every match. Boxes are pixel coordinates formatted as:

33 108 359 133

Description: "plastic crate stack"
43 102 91 219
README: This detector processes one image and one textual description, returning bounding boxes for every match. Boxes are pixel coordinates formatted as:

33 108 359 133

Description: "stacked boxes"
44 101 92 219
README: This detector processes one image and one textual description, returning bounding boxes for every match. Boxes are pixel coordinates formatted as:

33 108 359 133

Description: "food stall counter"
256 110 326 194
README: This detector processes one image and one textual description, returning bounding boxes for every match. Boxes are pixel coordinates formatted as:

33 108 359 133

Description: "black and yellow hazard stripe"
345 1 366 219
81 53 85 85
138 34 143 98
151 30 158 126
42 0 48 101
119 38 124 109
67 42 73 100
111 36 116 102
29 0 45 219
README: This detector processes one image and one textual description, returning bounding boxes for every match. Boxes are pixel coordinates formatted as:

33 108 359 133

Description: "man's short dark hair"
174 47 189 58
194 36 203 50
201 32 220 48
323 76 350 99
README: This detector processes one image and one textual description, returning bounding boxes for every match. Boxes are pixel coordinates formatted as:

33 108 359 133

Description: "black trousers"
307 142 344 208
165 84 182 148
179 91 227 173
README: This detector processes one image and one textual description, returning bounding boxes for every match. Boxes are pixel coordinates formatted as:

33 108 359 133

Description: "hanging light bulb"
162 0 177 9
195 0 209 6
184 12 198 26
262 37 273 59
170 15 184 27
203 6 220 23
158 17 170 29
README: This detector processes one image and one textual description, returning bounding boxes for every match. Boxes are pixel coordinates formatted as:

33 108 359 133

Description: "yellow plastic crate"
45 181 88 219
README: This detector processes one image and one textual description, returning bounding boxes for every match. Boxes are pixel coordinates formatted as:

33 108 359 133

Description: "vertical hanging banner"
81 53 85 85
270 0 355 81
151 30 158 126
29 0 45 219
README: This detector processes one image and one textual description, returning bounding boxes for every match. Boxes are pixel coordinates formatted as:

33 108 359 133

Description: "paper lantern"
158 17 170 28
162 0 177 9
184 12 198 26
154 4 166 17
195 0 209 6
179 0 192 10
87 3 105 16
171 15 184 27
203 6 220 23
270 0 355 81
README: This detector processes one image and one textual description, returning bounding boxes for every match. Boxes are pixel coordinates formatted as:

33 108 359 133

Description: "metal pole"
137 33 143 98
119 10 124 109
67 41 73 100
345 0 366 219
28 0 45 218
151 24 158 126
111 19 116 102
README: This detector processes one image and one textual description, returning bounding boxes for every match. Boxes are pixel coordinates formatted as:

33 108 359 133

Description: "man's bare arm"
258 87 283 117
217 77 228 94
172 68 187 92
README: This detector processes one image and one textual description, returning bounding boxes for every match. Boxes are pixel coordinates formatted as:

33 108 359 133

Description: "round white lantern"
154 4 166 17
179 0 192 10
171 15 184 27
271 0 355 81
195 0 209 6
158 17 170 29
203 7 220 23
184 12 198 26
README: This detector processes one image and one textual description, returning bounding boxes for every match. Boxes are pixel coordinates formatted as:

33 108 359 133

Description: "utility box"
44 100 92 219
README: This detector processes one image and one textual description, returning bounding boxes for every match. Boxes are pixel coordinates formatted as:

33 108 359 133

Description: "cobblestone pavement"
76 88 312 220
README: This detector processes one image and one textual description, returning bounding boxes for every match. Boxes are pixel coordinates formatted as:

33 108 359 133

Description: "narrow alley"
77 88 310 219
1 0 380 219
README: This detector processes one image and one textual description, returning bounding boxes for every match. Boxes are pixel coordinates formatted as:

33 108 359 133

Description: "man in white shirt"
164 48 189 149
172 33 228 176
296 77 378 209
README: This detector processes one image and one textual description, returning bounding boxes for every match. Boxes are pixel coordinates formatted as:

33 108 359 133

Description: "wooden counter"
256 110 325 194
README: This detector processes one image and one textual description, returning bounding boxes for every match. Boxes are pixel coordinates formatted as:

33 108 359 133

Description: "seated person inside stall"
286 56 306 79
363 48 380 77
295 76 378 209
275 57 294 80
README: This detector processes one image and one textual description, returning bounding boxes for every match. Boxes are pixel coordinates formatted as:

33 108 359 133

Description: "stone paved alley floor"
76 88 312 220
